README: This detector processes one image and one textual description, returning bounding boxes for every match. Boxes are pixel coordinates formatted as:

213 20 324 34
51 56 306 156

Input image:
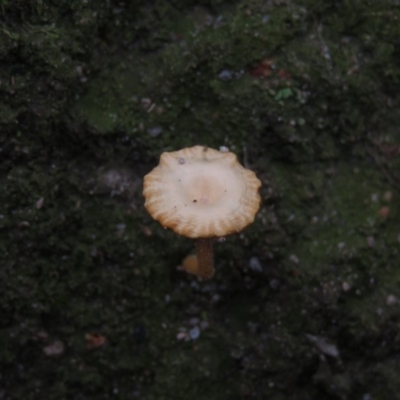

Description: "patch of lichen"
2 0 400 399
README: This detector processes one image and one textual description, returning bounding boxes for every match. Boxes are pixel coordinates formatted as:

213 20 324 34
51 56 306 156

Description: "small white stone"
36 197 44 209
43 340 64 356
306 334 339 358
386 294 398 306
176 331 188 341
342 281 351 292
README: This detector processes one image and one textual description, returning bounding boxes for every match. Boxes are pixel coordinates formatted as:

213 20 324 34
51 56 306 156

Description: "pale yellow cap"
143 146 261 238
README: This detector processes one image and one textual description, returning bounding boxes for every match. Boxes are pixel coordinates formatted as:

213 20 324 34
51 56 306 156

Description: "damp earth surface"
1 1 400 399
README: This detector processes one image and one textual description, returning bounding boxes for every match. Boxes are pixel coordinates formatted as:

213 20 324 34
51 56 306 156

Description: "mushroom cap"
143 145 261 239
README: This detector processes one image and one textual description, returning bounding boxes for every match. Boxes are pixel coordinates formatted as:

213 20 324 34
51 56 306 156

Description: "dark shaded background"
1 1 400 399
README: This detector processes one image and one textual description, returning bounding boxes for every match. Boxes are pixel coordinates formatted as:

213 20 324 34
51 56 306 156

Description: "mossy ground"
1 1 400 399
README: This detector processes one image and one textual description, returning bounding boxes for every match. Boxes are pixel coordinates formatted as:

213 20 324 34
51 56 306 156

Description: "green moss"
1 0 400 399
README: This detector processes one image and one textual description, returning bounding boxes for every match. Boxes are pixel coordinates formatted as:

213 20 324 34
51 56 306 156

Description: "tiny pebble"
36 197 44 209
116 223 126 231
147 126 162 137
342 281 351 292
218 69 233 81
43 340 64 356
262 15 270 23
386 294 398 306
176 332 188 341
189 326 200 340
249 256 262 272
306 334 339 358
141 98 152 109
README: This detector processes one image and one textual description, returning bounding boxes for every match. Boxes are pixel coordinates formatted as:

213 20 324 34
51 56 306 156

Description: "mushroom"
143 145 261 279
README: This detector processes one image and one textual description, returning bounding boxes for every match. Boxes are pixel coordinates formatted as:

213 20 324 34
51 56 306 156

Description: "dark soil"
1 1 400 399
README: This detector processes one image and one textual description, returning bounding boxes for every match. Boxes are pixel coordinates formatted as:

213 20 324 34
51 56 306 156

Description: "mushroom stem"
195 238 215 279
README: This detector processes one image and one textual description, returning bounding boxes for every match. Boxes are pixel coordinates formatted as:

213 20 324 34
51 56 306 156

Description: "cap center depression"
178 163 234 206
